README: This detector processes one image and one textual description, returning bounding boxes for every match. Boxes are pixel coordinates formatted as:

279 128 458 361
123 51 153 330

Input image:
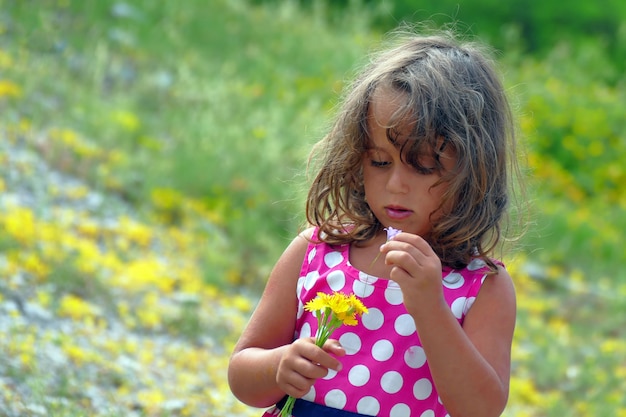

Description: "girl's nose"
386 165 410 194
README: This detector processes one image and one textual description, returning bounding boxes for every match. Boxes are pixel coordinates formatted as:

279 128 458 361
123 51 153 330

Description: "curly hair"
305 30 519 270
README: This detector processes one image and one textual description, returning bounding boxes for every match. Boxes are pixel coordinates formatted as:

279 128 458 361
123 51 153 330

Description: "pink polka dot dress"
263 229 504 417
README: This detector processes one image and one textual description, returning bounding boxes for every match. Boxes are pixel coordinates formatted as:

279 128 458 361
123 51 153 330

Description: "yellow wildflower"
58 294 99 321
3 206 37 245
0 80 21 98
111 110 141 132
304 291 368 327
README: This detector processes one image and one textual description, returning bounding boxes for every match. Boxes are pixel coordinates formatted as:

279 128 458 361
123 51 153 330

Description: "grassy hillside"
1 0 625 416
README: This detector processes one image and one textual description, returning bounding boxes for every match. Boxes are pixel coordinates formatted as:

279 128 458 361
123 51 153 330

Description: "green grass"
1 0 379 287
1 0 626 416
4 0 623 282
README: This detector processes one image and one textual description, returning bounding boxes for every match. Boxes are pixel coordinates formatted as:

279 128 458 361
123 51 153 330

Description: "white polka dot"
420 411 435 417
299 322 312 339
390 403 411 417
372 339 394 361
303 271 319 290
352 280 373 298
450 296 467 319
326 270 346 291
302 385 315 401
356 396 380 415
442 272 464 289
381 371 403 394
464 296 476 315
354 273 377 298
324 251 343 268
307 247 316 264
394 314 416 336
384 285 404 305
362 308 384 331
339 332 362 355
359 271 379 285
324 389 347 409
296 302 304 320
348 364 370 387
296 277 305 296
467 258 486 270
388 280 401 289
413 378 433 400
404 346 427 369
324 367 338 380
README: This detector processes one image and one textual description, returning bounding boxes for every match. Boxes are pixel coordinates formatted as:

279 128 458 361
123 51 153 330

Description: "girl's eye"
370 159 391 168
414 165 435 175
411 155 438 175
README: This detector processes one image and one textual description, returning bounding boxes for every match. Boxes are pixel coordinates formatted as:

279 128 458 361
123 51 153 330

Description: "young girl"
228 30 519 417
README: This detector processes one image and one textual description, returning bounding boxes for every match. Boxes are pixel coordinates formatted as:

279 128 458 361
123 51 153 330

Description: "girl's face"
362 88 457 238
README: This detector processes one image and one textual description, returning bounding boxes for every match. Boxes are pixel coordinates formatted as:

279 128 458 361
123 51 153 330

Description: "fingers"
276 338 343 398
382 232 435 260
378 232 444 317
380 232 441 280
322 339 346 359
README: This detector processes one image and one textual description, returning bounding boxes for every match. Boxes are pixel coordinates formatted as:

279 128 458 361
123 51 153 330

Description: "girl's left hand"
379 232 444 316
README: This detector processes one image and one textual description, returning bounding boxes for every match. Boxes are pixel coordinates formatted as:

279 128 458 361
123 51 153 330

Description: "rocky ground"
0 130 259 416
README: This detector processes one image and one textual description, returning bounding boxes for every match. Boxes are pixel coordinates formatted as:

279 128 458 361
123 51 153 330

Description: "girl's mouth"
385 206 413 220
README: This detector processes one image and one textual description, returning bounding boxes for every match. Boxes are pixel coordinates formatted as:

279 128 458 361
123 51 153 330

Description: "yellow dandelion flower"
232 294 253 312
303 292 330 313
58 294 99 321
304 291 368 327
21 252 50 279
118 216 153 247
111 110 141 132
137 388 165 410
349 293 368 316
0 80 22 98
3 206 37 245
151 187 182 210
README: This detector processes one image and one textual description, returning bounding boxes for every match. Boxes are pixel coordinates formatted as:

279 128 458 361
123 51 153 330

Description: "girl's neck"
349 231 392 278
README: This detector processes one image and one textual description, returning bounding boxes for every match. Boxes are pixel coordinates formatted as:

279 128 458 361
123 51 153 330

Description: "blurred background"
0 0 625 416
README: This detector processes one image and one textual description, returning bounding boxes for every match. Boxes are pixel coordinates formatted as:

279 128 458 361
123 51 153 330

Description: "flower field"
1 1 625 416
0 128 256 416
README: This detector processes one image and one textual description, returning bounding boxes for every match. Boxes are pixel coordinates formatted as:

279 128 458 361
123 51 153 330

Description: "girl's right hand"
276 337 345 398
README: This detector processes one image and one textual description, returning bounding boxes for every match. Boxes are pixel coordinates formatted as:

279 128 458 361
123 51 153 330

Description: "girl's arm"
228 229 344 408
382 233 516 417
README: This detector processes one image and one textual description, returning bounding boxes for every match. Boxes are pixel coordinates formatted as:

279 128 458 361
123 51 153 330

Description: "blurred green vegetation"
306 0 626 75
1 0 625 416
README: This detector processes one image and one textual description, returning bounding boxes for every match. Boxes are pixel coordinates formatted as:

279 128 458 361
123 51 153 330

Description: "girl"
228 30 519 417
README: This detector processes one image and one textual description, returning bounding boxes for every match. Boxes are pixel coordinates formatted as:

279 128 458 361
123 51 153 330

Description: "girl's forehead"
367 87 415 143
369 87 410 124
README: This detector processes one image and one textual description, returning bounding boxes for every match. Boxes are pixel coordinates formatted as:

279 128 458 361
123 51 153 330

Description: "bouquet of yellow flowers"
279 291 368 417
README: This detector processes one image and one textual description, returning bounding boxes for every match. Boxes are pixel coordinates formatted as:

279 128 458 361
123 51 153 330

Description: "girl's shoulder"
268 228 317 280
467 258 515 305
447 257 505 279
301 226 351 250
300 226 316 240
